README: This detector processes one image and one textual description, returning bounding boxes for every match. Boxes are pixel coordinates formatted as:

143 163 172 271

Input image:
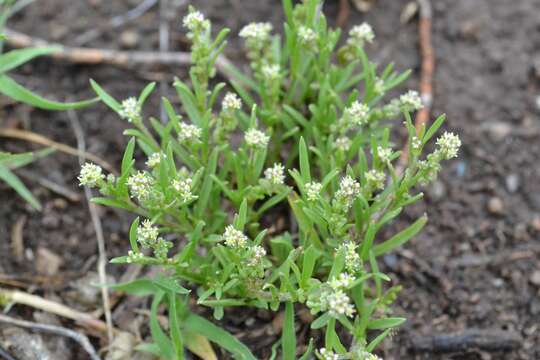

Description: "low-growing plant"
82 1 460 358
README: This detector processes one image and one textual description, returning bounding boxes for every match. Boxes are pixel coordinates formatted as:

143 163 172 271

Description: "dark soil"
1 0 539 359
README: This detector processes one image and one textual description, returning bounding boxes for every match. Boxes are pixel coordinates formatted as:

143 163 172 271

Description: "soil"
1 0 539 359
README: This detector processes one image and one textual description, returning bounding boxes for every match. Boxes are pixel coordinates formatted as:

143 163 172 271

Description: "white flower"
126 250 144 263
436 132 461 160
298 26 317 47
305 182 323 201
384 98 401 118
365 170 386 190
222 225 248 248
146 153 163 168
327 289 355 318
319 348 339 360
329 273 355 289
248 245 267 266
172 178 196 203
262 64 280 80
178 122 202 142
399 90 423 111
341 241 361 273
348 22 375 46
78 163 104 187
335 175 361 204
182 10 209 31
374 77 385 95
222 92 242 112
345 101 370 126
411 136 422 151
335 136 351 151
245 128 269 149
358 351 384 360
127 171 154 200
118 97 141 122
264 163 285 185
377 146 392 163
137 220 159 248
239 22 273 42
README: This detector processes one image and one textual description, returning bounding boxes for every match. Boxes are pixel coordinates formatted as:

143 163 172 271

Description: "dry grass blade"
0 128 116 173
10 215 26 262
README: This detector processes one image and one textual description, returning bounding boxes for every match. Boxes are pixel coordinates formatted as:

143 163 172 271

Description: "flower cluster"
239 22 273 43
348 23 375 47
118 97 141 123
318 348 339 360
335 136 351 151
262 64 280 81
245 128 269 149
305 181 322 201
345 101 370 126
178 122 202 142
247 245 266 267
334 175 361 210
377 146 392 163
264 163 285 185
127 171 154 201
399 90 423 112
172 178 196 203
436 132 461 160
182 9 209 33
137 220 159 248
221 92 242 112
365 170 386 190
222 225 248 248
298 26 318 49
342 241 361 273
78 163 104 188
146 152 162 168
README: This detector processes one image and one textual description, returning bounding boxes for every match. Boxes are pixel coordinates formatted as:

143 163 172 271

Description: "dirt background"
1 0 539 359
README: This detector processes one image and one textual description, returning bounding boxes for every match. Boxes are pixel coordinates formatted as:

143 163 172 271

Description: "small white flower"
358 351 384 360
329 273 355 289
345 101 370 126
377 146 392 163
222 225 248 248
127 171 154 200
436 132 461 160
137 220 159 248
172 178 196 203
262 64 280 80
78 163 104 187
336 175 361 203
264 163 285 185
118 97 141 122
411 136 422 151
146 153 163 168
399 90 423 111
245 128 270 149
335 136 351 151
298 26 317 47
341 241 361 273
305 182 323 201
222 92 242 112
126 250 144 263
239 22 273 42
327 289 355 318
374 77 385 95
182 10 209 31
365 170 386 190
348 22 375 46
384 98 401 118
319 348 339 360
178 122 202 142
248 245 267 266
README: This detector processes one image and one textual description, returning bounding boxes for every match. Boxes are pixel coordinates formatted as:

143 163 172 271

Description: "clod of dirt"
105 331 136 360
35 247 63 276
481 122 512 142
66 271 115 308
505 174 520 193
487 197 504 215
0 327 53 360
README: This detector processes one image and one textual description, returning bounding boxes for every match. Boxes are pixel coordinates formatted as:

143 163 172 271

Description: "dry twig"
0 313 101 360
0 128 115 173
16 168 81 202
3 28 233 75
68 109 114 344
337 0 351 28
10 215 26 262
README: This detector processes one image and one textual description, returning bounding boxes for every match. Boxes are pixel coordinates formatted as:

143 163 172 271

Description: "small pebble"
530 270 540 286
428 180 446 202
505 174 520 193
487 197 504 215
120 30 140 49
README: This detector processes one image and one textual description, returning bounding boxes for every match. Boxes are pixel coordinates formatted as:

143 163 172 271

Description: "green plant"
83 1 460 359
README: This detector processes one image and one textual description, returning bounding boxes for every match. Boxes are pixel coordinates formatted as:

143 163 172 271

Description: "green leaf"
0 47 58 73
150 292 174 360
194 148 218 218
282 302 296 360
367 317 406 330
0 163 40 210
184 313 257 360
129 217 140 253
167 292 184 360
108 278 158 297
234 199 248 230
0 75 97 110
423 114 446 143
373 215 427 257
311 313 329 329
366 329 392 352
301 245 319 288
139 82 156 106
299 137 311 183
121 138 136 175
90 79 121 112
298 338 314 360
